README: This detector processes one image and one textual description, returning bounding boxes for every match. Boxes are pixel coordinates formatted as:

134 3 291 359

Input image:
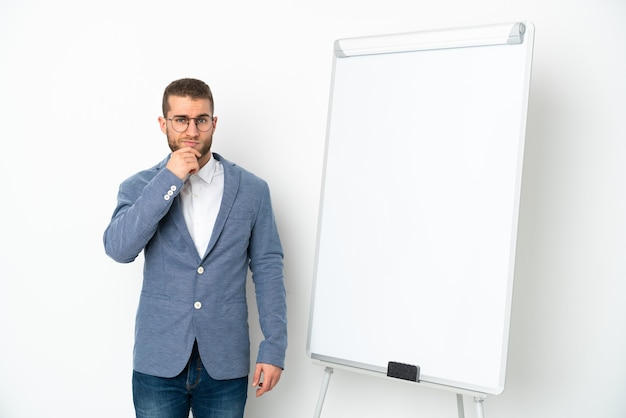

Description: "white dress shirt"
180 156 224 257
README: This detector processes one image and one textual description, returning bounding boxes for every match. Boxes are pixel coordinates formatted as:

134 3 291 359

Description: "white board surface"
307 22 534 395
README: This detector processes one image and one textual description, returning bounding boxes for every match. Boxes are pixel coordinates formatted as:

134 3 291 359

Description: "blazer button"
197 266 204 274
194 301 202 310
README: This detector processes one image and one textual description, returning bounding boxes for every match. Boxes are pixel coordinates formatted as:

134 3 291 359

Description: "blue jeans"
133 342 248 418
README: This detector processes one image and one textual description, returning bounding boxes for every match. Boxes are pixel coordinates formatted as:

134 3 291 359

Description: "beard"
166 128 213 158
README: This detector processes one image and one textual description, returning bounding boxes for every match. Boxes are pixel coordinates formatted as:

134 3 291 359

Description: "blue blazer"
104 153 287 380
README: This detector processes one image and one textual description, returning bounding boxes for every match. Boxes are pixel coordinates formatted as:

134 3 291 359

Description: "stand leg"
313 367 334 418
456 394 465 418
474 397 485 418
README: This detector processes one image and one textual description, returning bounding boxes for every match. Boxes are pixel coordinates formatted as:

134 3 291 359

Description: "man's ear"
158 116 167 134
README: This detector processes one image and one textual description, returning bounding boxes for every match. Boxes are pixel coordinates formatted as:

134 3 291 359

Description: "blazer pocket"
227 209 255 221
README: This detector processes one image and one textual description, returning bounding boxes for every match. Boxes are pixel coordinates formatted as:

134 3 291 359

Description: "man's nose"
186 119 200 134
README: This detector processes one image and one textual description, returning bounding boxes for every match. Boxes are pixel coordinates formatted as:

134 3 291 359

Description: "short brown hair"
162 78 214 116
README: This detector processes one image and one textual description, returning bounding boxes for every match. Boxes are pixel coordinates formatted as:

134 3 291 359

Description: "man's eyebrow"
171 113 212 118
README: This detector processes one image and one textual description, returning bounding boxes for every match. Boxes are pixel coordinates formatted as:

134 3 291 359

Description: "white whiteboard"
307 22 534 395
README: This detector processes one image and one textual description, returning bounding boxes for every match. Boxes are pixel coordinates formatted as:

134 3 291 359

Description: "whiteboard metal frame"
334 22 527 57
312 361 487 418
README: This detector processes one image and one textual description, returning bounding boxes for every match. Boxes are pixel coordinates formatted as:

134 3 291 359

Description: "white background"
0 1 624 417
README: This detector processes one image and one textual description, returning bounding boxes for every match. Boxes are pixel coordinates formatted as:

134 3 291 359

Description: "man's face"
159 95 217 167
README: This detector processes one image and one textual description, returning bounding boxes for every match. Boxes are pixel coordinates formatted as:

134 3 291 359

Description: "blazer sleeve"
104 166 184 264
249 181 288 369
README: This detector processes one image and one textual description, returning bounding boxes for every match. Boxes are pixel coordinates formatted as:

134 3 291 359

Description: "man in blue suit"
104 78 287 418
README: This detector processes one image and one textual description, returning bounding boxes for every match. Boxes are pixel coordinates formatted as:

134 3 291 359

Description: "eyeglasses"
167 116 214 133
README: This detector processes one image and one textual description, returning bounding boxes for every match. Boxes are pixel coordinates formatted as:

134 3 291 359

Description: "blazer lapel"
169 192 199 254
202 158 240 259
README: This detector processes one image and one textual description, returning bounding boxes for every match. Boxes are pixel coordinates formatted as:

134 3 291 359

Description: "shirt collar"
192 154 218 185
